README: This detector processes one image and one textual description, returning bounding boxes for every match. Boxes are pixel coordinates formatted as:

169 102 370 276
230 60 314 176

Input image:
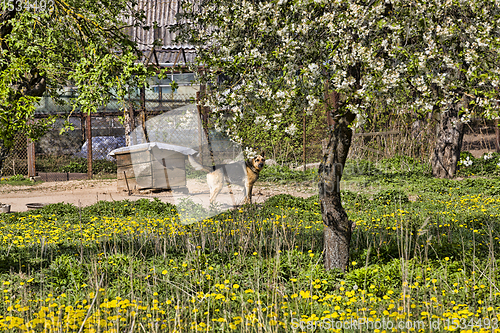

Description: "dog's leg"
207 171 223 204
244 181 253 204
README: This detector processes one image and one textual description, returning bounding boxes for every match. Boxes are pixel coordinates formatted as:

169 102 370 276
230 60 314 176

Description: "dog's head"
251 152 266 172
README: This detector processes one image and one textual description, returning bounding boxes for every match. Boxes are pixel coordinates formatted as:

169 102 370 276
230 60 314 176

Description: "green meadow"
0 155 500 332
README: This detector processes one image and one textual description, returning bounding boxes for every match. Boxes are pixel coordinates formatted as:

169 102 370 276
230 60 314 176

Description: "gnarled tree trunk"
318 112 355 271
431 106 464 178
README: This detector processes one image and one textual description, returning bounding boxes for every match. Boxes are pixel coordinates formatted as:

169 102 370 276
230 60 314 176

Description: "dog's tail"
188 155 211 172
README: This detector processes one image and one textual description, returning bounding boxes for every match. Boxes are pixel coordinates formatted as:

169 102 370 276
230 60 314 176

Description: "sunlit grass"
0 174 500 332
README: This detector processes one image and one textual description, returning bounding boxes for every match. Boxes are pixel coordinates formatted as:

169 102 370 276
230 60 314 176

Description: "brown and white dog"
207 154 265 204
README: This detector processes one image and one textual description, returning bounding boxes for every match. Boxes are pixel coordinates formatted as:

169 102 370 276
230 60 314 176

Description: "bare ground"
0 178 316 213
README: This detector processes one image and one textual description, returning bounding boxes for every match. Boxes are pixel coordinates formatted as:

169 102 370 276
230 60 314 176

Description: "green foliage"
340 190 369 207
263 194 317 212
22 198 178 219
82 199 177 218
59 161 86 173
1 173 500 329
345 259 402 296
59 159 117 175
373 189 409 205
457 151 500 177
41 202 80 216
259 165 317 183
48 255 85 291
185 163 207 179
344 159 382 177
176 197 208 222
9 174 25 181
0 0 153 172
101 254 142 286
37 155 117 174
0 175 37 186
377 155 431 176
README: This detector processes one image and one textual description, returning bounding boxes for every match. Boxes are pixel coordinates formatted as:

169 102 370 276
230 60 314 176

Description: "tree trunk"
431 106 464 178
318 113 355 272
124 104 135 146
0 142 9 177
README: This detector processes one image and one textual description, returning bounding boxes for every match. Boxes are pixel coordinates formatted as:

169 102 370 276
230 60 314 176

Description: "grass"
0 155 499 332
0 175 40 187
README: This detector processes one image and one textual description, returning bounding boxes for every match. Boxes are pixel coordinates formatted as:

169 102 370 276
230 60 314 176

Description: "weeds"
0 161 500 331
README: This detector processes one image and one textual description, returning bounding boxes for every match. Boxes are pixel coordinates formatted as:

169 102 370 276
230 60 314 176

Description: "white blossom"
177 0 500 144
483 152 494 160
284 123 297 136
460 156 473 167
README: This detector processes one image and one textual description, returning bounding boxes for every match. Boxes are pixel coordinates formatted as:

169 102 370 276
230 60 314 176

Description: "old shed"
109 142 197 193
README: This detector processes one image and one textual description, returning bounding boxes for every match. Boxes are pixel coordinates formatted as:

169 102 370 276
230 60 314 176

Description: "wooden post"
27 136 35 178
81 114 86 142
196 91 204 165
197 85 213 167
140 85 148 142
495 119 500 153
303 114 306 171
86 113 92 179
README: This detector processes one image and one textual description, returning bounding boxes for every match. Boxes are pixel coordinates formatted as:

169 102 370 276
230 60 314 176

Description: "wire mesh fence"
347 117 499 164
31 90 198 179
3 92 500 179
2 134 28 177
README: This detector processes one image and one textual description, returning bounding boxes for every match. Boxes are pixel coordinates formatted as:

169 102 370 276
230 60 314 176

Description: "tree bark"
124 104 135 146
0 142 10 176
431 105 464 178
318 112 355 272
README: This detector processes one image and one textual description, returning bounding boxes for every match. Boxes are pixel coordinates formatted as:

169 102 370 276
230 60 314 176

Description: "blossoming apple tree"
175 0 500 271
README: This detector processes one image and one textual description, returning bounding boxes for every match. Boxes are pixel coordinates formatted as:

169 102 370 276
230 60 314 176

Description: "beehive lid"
108 142 197 157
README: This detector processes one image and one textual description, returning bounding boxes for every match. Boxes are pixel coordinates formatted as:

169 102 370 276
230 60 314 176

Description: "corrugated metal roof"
124 0 194 51
139 48 196 65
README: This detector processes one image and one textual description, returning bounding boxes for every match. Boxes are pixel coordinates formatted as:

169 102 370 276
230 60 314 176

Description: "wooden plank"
118 176 155 190
152 175 186 188
117 162 152 179
153 157 185 168
152 168 185 183
117 164 185 180
117 166 137 180
129 162 152 179
116 150 186 167
119 173 186 190
118 178 140 192
115 150 151 166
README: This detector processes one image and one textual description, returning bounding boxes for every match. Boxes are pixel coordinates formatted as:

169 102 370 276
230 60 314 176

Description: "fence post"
303 114 306 171
27 136 35 178
86 113 93 179
197 85 213 168
496 119 500 153
140 85 148 142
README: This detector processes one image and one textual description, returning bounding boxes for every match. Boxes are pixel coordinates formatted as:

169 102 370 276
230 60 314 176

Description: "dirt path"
0 178 315 213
